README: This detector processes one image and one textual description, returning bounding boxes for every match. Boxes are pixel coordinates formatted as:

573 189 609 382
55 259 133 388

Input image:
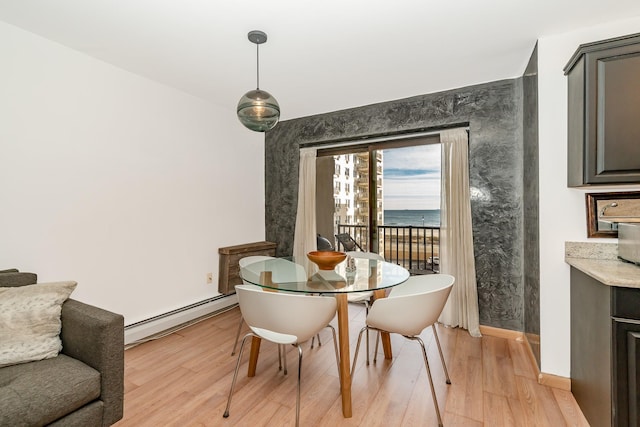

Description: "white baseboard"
124 294 238 345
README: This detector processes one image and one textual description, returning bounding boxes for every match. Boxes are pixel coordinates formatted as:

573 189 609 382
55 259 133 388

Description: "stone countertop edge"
565 241 640 289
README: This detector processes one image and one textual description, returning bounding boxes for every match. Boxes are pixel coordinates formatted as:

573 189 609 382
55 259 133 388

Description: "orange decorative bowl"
307 251 347 270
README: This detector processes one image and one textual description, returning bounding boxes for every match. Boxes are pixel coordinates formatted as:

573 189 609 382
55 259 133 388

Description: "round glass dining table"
239 256 409 294
239 256 410 418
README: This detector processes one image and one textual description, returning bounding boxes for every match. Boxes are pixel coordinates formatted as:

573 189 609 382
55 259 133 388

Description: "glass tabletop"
239 257 410 294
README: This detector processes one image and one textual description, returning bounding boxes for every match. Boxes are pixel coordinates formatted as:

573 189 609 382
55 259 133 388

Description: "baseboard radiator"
124 293 238 345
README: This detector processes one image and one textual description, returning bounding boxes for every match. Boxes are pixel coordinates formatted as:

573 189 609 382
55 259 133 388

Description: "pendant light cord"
256 43 260 90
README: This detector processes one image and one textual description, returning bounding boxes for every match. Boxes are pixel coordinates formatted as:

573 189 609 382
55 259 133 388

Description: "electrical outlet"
206 273 213 284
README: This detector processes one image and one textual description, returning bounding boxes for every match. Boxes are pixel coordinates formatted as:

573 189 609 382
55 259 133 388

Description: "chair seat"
347 291 373 303
250 327 298 345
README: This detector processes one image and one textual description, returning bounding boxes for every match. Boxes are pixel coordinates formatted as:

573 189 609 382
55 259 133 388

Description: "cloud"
383 144 441 170
381 144 441 210
384 168 440 178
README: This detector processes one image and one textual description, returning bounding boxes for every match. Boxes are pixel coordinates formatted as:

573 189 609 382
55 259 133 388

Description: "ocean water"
383 209 440 227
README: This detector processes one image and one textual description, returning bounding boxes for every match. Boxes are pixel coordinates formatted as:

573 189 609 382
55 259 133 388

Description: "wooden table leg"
373 289 393 360
247 336 261 377
246 270 275 377
335 293 352 418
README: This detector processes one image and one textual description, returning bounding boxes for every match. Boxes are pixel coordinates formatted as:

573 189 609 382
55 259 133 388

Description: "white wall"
0 21 266 326
538 18 640 376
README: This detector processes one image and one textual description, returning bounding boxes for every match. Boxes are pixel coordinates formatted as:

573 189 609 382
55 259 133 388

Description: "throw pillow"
0 281 77 368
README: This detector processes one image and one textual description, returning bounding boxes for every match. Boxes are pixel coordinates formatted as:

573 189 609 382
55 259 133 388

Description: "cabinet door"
571 269 612 427
587 46 640 184
566 33 640 186
613 317 640 427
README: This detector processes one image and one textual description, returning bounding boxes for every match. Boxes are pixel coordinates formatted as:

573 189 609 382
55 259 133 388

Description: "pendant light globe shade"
237 89 280 132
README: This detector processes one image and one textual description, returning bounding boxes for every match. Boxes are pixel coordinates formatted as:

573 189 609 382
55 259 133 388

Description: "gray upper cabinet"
565 33 640 187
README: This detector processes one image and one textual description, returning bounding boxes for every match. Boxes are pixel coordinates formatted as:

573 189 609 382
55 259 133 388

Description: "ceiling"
2 1 640 121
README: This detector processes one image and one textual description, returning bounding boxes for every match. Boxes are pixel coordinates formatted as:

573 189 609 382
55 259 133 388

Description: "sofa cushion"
48 401 103 427
0 281 77 367
0 354 101 427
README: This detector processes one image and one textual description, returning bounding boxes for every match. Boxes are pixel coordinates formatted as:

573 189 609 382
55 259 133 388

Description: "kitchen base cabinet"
612 285 640 427
571 268 640 427
571 268 612 426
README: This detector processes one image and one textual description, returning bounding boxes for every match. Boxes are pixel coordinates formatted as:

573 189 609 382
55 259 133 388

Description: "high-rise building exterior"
332 152 384 230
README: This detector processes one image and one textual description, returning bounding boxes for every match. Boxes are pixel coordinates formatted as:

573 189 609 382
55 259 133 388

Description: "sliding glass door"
315 135 441 274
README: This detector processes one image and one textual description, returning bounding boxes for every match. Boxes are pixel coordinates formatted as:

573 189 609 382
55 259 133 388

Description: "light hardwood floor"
114 304 589 426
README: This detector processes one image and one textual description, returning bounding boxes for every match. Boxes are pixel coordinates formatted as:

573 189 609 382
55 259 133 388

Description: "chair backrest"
367 274 455 337
316 234 334 251
240 257 306 285
235 284 337 343
239 256 276 286
335 233 363 252
388 273 454 298
345 251 384 261
238 255 275 268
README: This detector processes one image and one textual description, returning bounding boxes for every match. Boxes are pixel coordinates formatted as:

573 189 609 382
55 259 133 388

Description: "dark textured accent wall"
265 79 525 330
523 44 541 366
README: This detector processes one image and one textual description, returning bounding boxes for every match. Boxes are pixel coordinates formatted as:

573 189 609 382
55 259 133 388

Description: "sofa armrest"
60 299 124 426
0 271 37 287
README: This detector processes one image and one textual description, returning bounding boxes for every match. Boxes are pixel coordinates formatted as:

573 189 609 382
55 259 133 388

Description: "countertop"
565 242 640 289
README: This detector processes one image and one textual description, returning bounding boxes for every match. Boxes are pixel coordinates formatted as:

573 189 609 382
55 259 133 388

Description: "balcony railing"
335 224 440 275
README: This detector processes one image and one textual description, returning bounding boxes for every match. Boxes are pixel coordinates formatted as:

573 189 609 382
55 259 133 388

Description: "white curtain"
438 129 481 337
293 147 318 274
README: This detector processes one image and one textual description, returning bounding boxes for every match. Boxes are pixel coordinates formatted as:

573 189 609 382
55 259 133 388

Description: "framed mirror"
586 191 640 238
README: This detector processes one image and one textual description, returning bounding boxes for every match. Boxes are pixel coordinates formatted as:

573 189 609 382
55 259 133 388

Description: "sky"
382 144 441 210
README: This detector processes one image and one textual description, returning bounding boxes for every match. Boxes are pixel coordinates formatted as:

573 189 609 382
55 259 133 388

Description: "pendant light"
237 30 280 132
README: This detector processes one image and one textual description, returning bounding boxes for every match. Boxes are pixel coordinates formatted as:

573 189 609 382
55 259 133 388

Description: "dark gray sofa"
0 269 124 427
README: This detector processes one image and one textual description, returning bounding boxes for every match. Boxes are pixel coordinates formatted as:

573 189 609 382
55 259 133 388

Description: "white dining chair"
235 256 321 375
351 274 455 427
232 255 275 356
223 284 340 427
